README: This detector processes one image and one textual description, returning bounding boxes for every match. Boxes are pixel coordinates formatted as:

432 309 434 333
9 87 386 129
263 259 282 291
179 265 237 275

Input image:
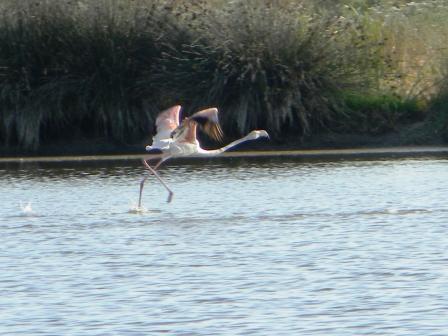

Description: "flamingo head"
247 130 270 140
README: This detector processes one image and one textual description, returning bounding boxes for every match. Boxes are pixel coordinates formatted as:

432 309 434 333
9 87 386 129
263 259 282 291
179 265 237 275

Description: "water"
1 155 448 335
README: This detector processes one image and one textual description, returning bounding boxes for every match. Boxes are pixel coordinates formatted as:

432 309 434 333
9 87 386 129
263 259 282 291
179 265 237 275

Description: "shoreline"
1 146 447 163
1 124 446 163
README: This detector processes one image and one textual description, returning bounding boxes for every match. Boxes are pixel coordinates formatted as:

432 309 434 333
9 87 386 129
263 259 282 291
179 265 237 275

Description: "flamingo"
138 105 269 207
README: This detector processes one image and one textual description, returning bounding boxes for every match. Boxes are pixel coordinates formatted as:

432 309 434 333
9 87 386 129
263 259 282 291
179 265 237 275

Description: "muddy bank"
1 127 447 164
1 121 445 158
1 146 447 164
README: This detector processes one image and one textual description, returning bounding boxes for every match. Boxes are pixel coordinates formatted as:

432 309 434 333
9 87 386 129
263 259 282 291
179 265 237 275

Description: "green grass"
336 92 424 134
0 0 447 150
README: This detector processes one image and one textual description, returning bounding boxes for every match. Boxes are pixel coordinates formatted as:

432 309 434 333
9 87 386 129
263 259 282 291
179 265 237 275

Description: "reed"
151 1 378 137
0 0 166 148
0 0 447 150
326 0 448 140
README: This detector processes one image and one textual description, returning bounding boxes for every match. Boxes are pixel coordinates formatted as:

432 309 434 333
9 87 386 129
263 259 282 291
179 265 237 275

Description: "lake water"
1 154 448 335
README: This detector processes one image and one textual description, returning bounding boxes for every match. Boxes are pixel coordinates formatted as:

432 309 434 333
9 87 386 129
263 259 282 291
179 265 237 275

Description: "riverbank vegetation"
0 0 447 151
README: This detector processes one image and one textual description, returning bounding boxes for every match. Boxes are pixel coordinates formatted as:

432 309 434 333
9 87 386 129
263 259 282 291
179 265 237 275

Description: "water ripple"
1 157 448 335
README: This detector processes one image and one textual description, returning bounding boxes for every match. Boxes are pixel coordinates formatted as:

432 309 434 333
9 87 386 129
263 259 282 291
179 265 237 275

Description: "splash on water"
19 202 35 216
128 201 149 214
128 206 148 214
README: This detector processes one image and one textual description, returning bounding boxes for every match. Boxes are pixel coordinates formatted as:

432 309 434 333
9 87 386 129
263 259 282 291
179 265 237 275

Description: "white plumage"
138 105 269 206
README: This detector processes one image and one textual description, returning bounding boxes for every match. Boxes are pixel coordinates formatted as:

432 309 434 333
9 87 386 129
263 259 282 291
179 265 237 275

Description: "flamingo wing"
190 108 224 142
146 105 182 152
174 120 198 145
155 105 181 138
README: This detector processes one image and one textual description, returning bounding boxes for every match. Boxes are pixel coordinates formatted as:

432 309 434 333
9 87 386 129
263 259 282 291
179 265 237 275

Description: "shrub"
1 0 446 149
335 92 424 134
150 0 386 138
0 0 165 148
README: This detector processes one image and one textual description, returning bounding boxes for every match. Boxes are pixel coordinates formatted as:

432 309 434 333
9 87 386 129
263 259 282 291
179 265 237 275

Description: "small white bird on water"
139 105 269 207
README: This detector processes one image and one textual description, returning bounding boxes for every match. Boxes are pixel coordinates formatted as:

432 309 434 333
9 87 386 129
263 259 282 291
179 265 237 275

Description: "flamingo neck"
199 134 253 156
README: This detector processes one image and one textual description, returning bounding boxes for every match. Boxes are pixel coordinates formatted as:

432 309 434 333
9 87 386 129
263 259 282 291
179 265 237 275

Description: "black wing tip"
190 114 224 142
191 115 208 126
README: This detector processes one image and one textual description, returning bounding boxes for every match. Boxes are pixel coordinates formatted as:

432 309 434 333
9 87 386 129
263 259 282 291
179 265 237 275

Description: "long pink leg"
138 156 173 206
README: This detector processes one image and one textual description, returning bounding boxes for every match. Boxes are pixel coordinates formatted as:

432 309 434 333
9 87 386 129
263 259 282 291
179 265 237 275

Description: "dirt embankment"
0 119 445 158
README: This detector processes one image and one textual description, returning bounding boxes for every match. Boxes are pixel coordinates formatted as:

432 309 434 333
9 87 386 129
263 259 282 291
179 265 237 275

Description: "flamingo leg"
138 156 173 206
138 175 151 208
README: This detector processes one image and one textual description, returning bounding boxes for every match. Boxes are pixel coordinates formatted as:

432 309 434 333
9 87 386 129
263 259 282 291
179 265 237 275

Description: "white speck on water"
19 201 34 216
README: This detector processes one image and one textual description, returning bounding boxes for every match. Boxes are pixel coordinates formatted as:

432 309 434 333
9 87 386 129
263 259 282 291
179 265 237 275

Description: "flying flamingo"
138 105 269 207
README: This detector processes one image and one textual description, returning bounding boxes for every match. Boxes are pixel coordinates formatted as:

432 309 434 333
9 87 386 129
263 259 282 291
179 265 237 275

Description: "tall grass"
378 1 448 141
152 1 384 138
0 0 166 148
322 0 448 138
0 0 447 150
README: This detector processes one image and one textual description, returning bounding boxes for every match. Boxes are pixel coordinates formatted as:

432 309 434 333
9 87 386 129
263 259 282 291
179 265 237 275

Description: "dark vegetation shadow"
0 0 447 155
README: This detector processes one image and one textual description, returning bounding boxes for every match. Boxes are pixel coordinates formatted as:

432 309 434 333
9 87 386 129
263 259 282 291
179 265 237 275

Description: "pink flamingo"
139 105 269 206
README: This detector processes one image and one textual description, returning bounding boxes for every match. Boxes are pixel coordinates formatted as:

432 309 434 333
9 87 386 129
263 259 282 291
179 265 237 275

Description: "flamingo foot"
167 192 174 203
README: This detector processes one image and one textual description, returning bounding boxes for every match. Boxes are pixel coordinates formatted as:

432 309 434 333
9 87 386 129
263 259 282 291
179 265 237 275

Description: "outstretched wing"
146 105 182 152
155 105 181 138
189 107 224 142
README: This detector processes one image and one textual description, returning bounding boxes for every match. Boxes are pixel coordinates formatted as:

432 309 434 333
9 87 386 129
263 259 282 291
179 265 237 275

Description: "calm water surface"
1 155 448 335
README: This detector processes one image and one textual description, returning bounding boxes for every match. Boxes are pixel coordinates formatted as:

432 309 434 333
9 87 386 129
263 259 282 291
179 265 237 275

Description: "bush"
335 92 424 134
1 0 446 150
429 89 448 142
0 1 166 148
